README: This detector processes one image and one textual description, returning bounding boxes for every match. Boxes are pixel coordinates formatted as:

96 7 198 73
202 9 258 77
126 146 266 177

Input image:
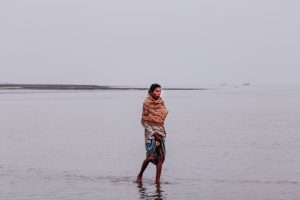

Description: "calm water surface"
1 86 300 199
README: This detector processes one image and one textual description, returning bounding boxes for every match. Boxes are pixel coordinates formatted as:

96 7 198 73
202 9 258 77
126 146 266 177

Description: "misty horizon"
1 1 299 87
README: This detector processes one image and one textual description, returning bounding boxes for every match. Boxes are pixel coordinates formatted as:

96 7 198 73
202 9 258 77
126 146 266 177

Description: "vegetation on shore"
0 84 207 91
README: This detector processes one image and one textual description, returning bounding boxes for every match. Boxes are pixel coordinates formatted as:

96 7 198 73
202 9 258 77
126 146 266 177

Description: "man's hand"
153 132 162 141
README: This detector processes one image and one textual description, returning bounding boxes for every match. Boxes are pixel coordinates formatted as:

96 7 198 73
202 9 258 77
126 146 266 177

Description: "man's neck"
149 93 159 100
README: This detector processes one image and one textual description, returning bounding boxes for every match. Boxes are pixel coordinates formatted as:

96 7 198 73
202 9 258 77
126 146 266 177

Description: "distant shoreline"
0 84 208 91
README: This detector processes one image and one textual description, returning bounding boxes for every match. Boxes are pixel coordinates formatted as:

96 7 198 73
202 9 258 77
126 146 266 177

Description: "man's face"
151 87 161 99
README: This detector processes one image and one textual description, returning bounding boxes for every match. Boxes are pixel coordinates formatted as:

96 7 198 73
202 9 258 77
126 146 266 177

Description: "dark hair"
148 83 161 93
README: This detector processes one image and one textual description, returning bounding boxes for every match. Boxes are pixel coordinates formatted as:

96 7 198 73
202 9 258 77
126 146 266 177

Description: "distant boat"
243 82 250 86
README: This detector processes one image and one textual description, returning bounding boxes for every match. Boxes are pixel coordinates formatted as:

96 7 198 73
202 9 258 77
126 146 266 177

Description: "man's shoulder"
143 97 151 104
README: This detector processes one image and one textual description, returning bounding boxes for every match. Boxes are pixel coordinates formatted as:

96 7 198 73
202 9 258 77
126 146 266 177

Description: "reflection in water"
137 182 166 200
3 89 300 200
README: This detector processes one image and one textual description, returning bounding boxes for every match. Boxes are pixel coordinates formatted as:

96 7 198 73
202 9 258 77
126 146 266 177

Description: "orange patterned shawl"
141 94 168 126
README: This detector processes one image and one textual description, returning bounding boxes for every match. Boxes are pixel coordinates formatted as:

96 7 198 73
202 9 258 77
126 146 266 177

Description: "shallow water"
1 86 300 199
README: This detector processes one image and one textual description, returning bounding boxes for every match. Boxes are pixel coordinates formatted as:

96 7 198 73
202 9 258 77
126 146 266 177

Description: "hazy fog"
1 0 299 87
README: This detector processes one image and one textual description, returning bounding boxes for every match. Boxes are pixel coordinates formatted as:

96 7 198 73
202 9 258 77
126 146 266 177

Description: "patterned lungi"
142 122 166 165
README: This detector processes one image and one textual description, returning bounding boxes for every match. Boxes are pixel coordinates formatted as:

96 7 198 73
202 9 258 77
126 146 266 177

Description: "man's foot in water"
136 175 142 182
136 154 154 183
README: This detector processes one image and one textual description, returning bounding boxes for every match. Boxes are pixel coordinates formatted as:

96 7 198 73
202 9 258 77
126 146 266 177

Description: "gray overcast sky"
0 0 299 87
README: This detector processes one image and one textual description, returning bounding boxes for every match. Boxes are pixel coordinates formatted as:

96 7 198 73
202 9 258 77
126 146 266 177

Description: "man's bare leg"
155 146 164 184
137 154 153 182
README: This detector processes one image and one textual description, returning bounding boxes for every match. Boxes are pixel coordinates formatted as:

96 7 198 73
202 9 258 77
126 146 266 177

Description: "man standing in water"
137 83 168 184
